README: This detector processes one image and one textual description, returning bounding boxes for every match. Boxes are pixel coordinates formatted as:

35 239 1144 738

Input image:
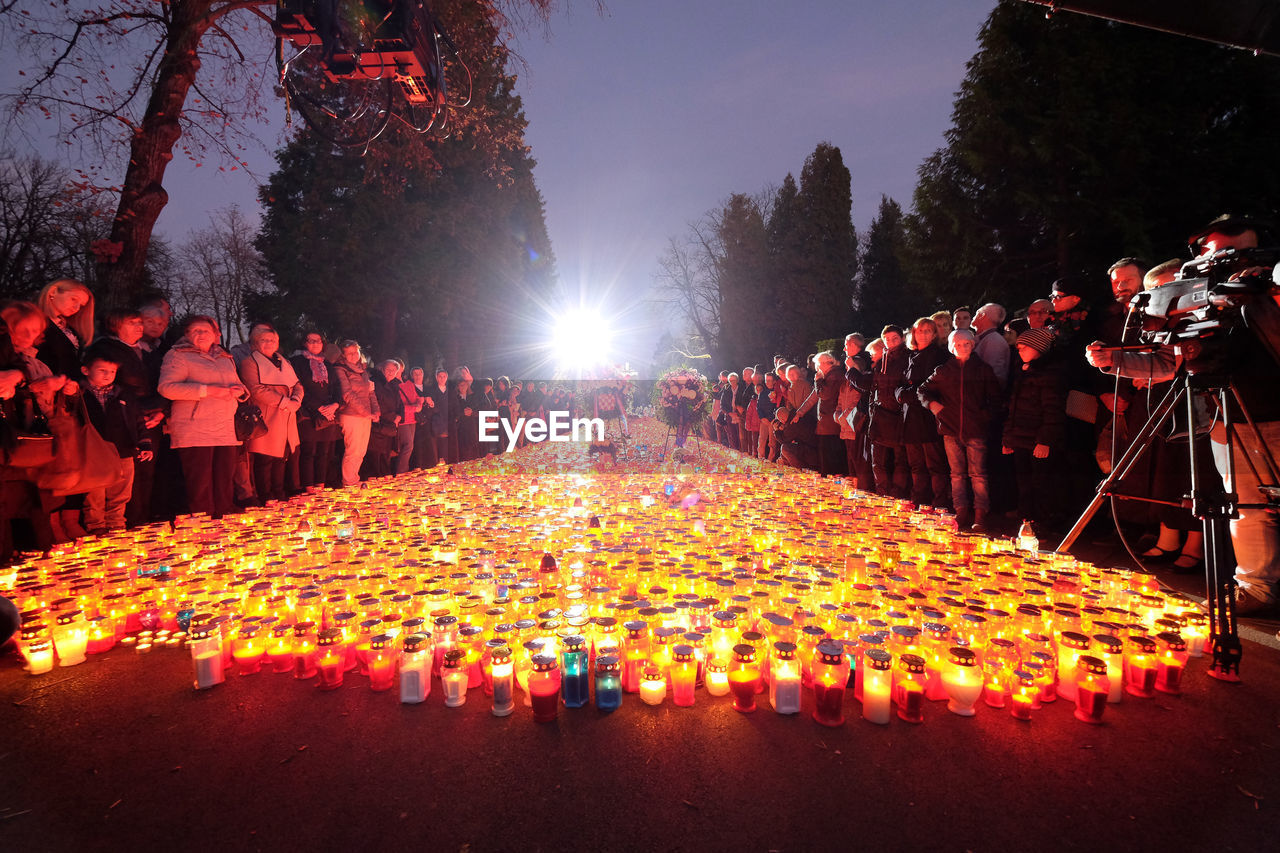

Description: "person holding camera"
1086 215 1280 617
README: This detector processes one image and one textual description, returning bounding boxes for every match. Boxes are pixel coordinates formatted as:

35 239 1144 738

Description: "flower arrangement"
651 367 710 441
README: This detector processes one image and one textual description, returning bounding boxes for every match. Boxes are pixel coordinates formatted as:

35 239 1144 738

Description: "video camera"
1130 247 1280 369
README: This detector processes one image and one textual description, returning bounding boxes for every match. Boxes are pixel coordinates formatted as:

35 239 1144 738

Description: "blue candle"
561 635 590 708
594 655 622 711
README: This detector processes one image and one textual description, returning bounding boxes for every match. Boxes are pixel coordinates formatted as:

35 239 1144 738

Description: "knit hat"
1016 328 1055 355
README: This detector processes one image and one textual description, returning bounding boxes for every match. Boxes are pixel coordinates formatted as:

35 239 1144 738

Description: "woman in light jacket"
332 340 380 486
158 315 246 518
239 326 303 503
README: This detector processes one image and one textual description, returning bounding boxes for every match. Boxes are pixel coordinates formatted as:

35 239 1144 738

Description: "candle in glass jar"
316 628 345 690
728 644 759 712
621 620 647 693
1010 670 1037 721
1073 655 1110 724
292 621 318 680
528 653 562 722
769 642 801 715
268 625 294 673
491 646 516 716
25 638 55 676
941 647 981 716
1154 631 1188 695
640 665 667 706
894 654 927 723
1124 635 1158 698
189 627 224 689
560 635 590 708
671 644 697 707
860 649 893 725
705 659 730 696
367 634 396 691
399 634 431 704
811 641 849 727
441 648 468 707
1056 631 1091 703
594 655 622 711
232 625 264 675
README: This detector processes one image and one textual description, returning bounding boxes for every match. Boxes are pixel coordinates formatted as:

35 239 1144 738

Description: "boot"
970 510 990 535
955 507 973 531
60 509 87 540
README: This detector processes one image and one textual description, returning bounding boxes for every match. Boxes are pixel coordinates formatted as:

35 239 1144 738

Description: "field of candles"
2 418 1278 851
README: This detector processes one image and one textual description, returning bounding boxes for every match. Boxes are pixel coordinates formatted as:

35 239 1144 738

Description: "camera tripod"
1059 369 1280 682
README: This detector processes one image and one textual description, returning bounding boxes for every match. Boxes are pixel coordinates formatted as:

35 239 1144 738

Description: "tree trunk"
95 1 215 311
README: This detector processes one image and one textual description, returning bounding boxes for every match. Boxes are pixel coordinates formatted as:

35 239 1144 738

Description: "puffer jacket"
916 356 1003 442
333 360 380 420
158 340 242 448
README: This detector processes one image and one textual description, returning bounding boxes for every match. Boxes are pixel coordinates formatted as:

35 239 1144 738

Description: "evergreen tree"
855 196 926 334
714 193 770 371
765 173 804 358
905 0 1280 313
252 0 555 375
790 143 857 355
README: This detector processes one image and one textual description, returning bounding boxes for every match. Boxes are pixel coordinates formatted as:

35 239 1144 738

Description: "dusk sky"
10 0 1001 368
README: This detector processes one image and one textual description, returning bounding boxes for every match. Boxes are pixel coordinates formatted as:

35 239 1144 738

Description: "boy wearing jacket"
918 329 1004 533
80 352 153 533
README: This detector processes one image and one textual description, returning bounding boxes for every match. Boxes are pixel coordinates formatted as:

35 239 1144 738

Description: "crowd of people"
2 215 1278 622
0 287 578 562
702 214 1280 619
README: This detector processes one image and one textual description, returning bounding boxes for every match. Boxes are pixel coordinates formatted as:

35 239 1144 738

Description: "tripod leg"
1058 381 1183 552
1193 386 1241 682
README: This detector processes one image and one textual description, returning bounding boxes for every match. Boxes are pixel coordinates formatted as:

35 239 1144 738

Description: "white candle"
862 669 892 724
55 630 88 667
194 650 224 689
770 664 802 714
942 667 982 716
27 645 54 676
640 677 667 706
706 669 730 696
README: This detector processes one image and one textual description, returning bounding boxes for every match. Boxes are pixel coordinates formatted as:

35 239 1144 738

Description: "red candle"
529 654 562 722
729 644 760 712
367 634 395 692
1073 656 1110 724
316 628 345 690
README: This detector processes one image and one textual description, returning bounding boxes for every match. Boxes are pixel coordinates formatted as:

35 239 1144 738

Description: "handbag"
1 404 55 469
235 400 268 442
35 397 126 495
1065 389 1098 425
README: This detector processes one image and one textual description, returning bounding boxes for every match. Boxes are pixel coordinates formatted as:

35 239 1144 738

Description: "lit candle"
25 639 54 676
1056 631 1091 703
861 649 893 725
671 644 697 707
768 642 801 715
621 621 647 693
1124 635 1158 698
1154 631 1188 695
293 621 318 680
560 635 590 708
491 646 516 716
232 625 264 675
1010 670 1037 721
441 648 468 707
1091 633 1125 703
1073 655 1109 724
268 625 293 674
705 659 730 697
189 626 224 690
367 634 396 692
640 665 667 706
894 654 927 723
941 647 982 717
728 644 760 713
316 628 345 690
594 655 622 711
811 641 850 727
53 613 88 667
399 634 431 704
528 653 562 722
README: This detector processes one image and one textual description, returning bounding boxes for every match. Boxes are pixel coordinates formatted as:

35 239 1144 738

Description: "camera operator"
1086 215 1280 617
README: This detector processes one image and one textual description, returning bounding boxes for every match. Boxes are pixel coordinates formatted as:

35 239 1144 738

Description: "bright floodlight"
551 308 612 370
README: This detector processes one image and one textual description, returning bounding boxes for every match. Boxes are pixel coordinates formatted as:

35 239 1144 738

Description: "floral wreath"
651 366 710 431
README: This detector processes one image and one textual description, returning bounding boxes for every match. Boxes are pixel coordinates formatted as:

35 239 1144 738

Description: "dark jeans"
943 436 989 513
872 442 909 498
1013 447 1060 527
817 434 847 477
395 424 416 475
847 433 875 492
178 445 238 518
905 441 949 508
252 450 290 503
296 438 336 489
